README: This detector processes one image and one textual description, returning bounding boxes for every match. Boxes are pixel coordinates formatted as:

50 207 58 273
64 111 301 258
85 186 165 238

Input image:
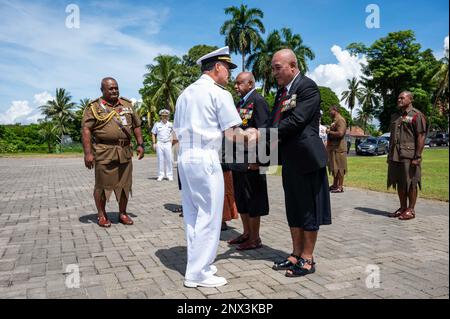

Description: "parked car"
425 132 449 147
379 133 390 149
356 137 389 156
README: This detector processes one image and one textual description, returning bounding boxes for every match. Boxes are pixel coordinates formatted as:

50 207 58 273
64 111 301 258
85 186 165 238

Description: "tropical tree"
319 86 352 126
68 98 91 143
39 88 76 152
135 98 157 129
180 44 218 87
220 4 265 71
246 30 281 96
432 56 449 106
38 120 58 153
341 77 363 126
139 55 183 114
356 82 379 133
279 27 315 74
347 30 442 132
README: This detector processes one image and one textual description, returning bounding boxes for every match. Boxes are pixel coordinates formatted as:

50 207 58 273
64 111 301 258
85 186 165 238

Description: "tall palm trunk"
242 52 245 72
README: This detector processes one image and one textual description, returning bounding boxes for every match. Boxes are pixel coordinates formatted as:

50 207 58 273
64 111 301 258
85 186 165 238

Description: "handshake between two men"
224 126 261 146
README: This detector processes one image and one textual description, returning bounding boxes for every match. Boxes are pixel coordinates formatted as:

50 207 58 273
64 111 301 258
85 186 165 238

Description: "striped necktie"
272 87 288 126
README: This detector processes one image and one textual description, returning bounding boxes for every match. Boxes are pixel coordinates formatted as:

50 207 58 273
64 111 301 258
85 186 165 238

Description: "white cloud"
0 100 33 124
33 91 54 106
0 1 176 115
444 36 449 58
0 91 53 124
307 45 367 106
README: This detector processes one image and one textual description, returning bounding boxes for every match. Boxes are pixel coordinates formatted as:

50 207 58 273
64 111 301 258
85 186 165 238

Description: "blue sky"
0 0 448 124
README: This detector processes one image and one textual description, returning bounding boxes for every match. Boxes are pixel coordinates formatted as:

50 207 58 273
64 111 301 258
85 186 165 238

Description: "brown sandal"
98 216 111 227
399 208 415 220
227 234 249 245
330 187 344 193
388 207 405 218
236 238 262 250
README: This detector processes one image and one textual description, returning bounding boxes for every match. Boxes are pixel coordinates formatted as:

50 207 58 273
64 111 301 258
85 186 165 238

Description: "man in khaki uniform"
82 77 145 227
326 106 347 193
387 91 426 220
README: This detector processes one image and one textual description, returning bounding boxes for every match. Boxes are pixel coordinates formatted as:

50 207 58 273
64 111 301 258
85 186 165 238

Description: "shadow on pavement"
216 228 290 264
79 212 138 224
354 207 391 217
155 229 289 276
155 247 187 276
163 203 183 214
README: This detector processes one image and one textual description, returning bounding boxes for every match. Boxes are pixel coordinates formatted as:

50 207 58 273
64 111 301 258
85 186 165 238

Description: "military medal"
281 94 297 112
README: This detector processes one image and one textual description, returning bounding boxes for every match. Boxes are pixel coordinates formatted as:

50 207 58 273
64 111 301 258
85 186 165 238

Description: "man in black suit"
227 72 270 250
269 49 331 277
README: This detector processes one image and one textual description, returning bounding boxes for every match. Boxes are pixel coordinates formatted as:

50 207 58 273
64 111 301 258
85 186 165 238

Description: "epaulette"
119 96 133 107
214 83 227 90
89 97 100 106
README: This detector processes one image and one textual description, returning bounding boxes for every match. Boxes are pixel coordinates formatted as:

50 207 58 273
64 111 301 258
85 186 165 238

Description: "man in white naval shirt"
174 46 259 288
151 109 174 181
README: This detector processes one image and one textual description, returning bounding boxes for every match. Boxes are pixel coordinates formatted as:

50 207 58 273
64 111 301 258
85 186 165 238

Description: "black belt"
96 139 130 147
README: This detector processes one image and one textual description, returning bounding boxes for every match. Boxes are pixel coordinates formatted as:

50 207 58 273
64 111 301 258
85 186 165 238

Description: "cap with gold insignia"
159 109 170 116
196 46 238 70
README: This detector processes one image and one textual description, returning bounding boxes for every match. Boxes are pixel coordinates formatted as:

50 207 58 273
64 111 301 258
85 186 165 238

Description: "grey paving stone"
0 156 447 299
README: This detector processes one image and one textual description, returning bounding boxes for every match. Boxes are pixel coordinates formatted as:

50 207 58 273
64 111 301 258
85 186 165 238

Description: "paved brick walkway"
0 156 448 299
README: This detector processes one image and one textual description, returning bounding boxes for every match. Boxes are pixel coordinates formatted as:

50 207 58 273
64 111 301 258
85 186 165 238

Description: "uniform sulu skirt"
282 166 332 231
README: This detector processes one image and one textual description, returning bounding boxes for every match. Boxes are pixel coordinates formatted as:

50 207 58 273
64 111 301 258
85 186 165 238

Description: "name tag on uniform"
120 115 128 125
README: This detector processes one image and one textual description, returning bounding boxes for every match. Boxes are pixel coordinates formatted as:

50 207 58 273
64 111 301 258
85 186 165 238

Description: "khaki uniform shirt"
82 97 141 164
327 114 347 152
388 106 426 163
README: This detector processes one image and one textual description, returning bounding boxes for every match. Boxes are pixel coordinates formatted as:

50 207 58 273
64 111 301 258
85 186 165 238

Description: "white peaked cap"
196 46 237 69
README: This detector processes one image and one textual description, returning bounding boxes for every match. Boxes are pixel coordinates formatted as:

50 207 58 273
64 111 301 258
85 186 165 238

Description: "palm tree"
38 119 58 153
220 4 265 71
280 27 315 74
432 56 449 106
135 98 157 129
356 82 379 133
140 55 183 114
341 77 363 127
246 30 282 96
39 88 76 152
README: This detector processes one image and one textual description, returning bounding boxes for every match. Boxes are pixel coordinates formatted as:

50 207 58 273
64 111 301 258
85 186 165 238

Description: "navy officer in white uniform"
151 109 174 181
174 46 259 288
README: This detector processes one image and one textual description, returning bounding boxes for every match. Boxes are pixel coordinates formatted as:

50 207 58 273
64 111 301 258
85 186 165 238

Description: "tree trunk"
60 133 63 153
242 53 245 72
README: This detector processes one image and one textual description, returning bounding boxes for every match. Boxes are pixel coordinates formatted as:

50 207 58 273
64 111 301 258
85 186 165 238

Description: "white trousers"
178 149 224 281
156 142 173 178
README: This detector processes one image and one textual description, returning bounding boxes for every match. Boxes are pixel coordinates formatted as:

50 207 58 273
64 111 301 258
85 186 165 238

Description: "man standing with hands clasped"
152 109 174 181
227 71 270 250
387 91 426 220
174 46 259 288
269 49 331 277
82 77 144 228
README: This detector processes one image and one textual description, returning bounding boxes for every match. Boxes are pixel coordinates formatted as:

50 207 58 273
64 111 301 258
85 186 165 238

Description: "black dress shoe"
272 254 300 270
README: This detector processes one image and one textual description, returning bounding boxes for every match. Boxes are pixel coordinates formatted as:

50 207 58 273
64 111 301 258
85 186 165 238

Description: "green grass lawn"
274 148 449 202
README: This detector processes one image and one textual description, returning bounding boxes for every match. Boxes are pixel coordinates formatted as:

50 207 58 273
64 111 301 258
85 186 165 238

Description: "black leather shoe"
272 254 300 271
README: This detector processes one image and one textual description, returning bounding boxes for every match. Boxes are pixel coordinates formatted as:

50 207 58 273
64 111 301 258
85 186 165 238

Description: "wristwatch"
137 143 145 149
413 155 421 160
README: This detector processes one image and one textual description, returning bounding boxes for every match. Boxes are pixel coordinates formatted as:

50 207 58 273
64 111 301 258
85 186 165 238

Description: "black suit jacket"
269 74 327 175
227 90 270 172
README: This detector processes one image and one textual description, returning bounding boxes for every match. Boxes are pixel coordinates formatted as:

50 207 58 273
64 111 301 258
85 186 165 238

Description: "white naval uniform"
151 120 174 179
174 74 242 282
